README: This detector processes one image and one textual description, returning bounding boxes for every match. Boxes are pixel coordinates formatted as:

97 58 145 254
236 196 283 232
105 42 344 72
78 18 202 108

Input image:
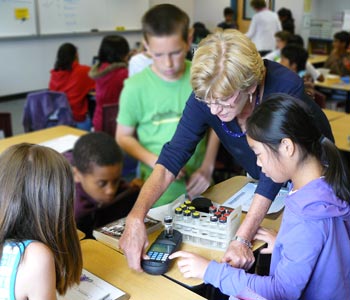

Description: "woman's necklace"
221 85 260 138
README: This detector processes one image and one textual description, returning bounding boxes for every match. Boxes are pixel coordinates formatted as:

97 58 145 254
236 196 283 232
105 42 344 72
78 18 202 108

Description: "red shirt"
92 63 128 131
49 61 95 122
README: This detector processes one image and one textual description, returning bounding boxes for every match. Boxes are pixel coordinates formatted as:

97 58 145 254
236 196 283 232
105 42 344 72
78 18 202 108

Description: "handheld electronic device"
141 229 182 275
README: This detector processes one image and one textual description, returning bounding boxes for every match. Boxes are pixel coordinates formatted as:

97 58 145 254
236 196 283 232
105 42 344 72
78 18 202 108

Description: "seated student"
49 43 95 131
89 35 130 132
280 44 315 98
170 94 350 300
64 132 141 238
324 30 350 76
263 30 292 61
187 22 211 60
0 143 82 298
264 33 323 82
217 7 238 30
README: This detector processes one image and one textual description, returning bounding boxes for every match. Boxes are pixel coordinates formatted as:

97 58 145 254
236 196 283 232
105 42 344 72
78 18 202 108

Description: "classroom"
0 0 350 299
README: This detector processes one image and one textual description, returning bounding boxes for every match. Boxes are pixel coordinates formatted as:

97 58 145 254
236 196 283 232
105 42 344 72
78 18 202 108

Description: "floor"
0 97 26 136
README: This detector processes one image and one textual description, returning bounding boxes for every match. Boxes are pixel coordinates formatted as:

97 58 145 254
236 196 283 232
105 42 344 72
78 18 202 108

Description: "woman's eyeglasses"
194 95 233 108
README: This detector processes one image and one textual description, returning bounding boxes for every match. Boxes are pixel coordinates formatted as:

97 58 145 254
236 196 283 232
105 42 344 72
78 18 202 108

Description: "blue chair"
23 90 74 132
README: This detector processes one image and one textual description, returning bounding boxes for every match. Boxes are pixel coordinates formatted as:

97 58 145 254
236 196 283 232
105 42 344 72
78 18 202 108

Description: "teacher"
119 29 333 271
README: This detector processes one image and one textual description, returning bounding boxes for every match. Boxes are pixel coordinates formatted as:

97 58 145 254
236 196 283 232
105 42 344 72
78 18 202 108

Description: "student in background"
64 132 141 238
170 94 350 300
263 30 292 61
119 29 333 272
217 7 238 30
116 4 219 209
324 30 350 76
277 7 295 34
187 22 211 61
89 35 130 132
128 41 153 77
49 43 95 131
280 44 316 99
246 0 282 56
0 143 82 298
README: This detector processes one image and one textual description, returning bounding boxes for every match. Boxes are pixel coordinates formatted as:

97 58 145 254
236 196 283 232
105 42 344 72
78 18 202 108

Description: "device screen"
149 243 175 253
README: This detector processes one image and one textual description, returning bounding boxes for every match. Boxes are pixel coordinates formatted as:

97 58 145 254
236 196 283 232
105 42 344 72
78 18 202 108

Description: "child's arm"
16 242 56 300
169 250 210 279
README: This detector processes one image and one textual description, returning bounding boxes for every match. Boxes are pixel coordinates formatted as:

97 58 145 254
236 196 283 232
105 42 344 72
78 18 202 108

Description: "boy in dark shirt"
65 132 140 238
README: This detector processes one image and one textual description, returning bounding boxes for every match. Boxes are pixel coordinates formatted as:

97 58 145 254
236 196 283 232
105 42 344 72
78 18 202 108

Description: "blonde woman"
0 144 82 299
120 29 333 272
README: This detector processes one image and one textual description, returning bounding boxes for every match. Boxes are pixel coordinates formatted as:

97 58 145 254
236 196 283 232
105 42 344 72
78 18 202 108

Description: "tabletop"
81 239 206 300
329 114 350 152
0 125 87 153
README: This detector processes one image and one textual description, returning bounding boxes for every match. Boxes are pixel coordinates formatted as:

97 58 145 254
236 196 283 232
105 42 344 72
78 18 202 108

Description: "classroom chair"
22 90 74 132
0 112 13 138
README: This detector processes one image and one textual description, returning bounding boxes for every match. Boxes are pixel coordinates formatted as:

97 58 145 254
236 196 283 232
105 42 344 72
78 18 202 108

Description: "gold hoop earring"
249 93 253 103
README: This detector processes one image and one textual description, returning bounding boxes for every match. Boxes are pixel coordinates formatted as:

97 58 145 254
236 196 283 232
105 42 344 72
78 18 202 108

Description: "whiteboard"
38 0 149 35
0 0 37 37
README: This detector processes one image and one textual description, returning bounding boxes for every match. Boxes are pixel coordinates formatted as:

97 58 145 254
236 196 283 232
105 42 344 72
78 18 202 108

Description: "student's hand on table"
119 216 149 272
254 227 277 254
186 168 211 198
221 240 255 270
169 251 210 279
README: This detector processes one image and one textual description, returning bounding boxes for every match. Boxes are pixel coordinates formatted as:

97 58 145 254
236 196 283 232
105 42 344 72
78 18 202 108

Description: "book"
93 216 163 251
57 269 129 300
222 182 288 214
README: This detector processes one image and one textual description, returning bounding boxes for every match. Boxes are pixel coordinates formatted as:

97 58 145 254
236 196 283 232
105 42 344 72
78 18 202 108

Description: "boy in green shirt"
116 4 218 207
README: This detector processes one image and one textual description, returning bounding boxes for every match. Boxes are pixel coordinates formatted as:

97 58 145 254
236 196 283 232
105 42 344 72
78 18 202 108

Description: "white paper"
57 269 127 300
39 134 80 153
222 182 288 214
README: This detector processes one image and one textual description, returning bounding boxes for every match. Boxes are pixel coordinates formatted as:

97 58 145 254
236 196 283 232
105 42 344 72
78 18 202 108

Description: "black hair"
72 132 123 174
54 43 77 71
334 31 350 48
278 8 295 34
97 35 130 65
223 7 234 16
281 44 308 72
287 34 304 47
246 94 350 201
250 0 266 10
142 4 189 43
192 22 211 45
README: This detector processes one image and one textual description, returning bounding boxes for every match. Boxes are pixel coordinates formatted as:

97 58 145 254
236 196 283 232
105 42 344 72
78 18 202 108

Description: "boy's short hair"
223 7 234 16
73 132 123 174
334 31 350 48
281 44 308 72
287 34 304 47
142 4 189 43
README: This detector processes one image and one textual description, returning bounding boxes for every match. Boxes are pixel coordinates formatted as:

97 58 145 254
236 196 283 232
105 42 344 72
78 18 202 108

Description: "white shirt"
128 52 153 77
246 9 282 52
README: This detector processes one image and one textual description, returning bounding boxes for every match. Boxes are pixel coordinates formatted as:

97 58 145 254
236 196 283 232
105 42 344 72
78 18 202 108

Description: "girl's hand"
254 227 277 254
169 251 210 279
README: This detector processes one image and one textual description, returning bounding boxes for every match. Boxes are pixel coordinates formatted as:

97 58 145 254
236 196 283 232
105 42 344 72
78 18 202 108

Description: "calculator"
142 229 182 275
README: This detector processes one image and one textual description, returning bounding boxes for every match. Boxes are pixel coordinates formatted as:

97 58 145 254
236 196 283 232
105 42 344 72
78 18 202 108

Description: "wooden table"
323 108 347 122
163 176 283 287
81 239 205 300
0 125 86 153
308 54 328 66
315 80 350 113
329 114 350 152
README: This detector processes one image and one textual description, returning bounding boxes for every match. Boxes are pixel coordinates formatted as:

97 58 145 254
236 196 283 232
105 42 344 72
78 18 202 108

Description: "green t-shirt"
118 61 207 207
